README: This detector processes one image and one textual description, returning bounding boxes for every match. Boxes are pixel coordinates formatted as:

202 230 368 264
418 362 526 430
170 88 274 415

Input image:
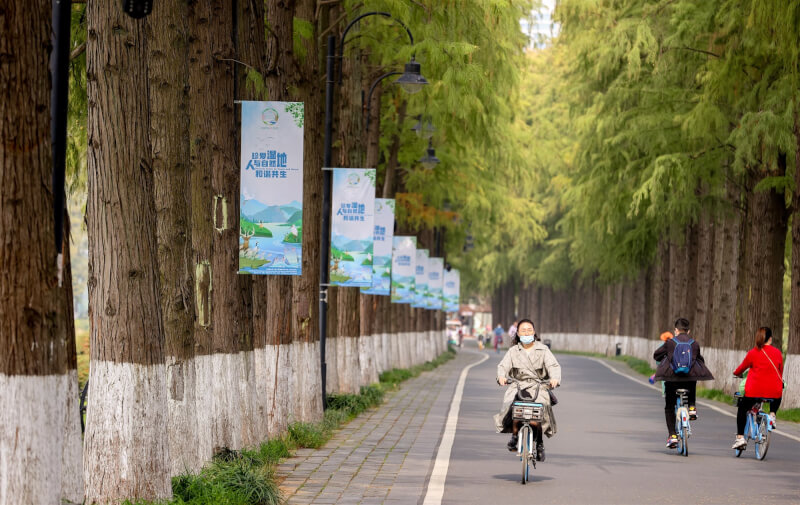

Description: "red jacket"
733 345 784 399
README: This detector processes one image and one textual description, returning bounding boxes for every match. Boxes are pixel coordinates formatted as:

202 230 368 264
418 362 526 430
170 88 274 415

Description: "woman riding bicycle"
732 327 784 450
495 319 560 461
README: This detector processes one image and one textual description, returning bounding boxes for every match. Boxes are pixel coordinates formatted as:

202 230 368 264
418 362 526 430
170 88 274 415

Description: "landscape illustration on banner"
412 249 429 308
443 269 460 312
330 168 376 287
239 101 304 276
361 198 395 296
426 257 443 310
391 236 416 303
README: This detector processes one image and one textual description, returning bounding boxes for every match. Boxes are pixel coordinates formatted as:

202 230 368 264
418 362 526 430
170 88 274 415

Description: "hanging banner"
391 236 416 304
426 257 444 310
329 168 376 287
239 101 304 275
443 268 460 312
361 198 395 296
412 249 429 308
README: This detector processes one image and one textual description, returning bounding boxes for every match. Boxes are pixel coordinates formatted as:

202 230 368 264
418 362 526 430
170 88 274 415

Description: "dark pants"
664 381 696 436
737 397 782 435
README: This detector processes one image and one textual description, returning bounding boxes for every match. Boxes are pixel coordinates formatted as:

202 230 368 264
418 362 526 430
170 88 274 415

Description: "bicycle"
733 393 773 460
673 388 691 456
504 378 545 484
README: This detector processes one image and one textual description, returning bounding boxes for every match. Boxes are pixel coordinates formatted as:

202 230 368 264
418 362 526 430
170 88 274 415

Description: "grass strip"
554 350 655 376
125 345 457 505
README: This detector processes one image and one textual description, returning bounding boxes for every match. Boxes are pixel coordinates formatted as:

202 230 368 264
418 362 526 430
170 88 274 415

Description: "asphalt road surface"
439 350 800 505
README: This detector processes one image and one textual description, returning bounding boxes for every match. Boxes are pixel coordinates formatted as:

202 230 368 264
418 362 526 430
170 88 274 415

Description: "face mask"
519 334 535 345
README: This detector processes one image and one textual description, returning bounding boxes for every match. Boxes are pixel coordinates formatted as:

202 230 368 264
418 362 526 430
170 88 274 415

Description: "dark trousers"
664 381 696 436
737 397 782 435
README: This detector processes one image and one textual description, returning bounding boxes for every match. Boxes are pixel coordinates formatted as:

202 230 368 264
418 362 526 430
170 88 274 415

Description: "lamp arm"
365 71 401 132
338 11 414 82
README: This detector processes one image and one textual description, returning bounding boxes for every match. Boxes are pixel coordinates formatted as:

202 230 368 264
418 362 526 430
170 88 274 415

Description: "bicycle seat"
675 388 689 394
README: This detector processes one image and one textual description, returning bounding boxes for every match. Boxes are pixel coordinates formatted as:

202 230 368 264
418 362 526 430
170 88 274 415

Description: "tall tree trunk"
0 5 81 501
711 183 741 350
735 171 789 350
84 2 171 501
694 211 715 345
147 0 198 474
292 0 324 422
188 0 243 458
382 100 407 198
790 109 800 355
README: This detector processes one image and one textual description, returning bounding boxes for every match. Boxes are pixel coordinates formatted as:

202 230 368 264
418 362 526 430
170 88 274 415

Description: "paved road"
442 349 800 505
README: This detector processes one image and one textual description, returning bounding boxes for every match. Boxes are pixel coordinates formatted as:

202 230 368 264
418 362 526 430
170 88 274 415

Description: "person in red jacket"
732 327 784 449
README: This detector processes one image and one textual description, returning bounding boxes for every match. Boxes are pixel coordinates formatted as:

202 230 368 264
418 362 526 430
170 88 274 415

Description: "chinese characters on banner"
239 101 304 275
391 236 416 304
412 249 429 308
426 258 444 310
361 199 395 296
329 168 376 287
443 269 460 312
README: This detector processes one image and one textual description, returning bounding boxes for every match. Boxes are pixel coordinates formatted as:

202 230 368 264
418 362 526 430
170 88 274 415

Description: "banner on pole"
412 249 429 308
443 268 460 312
239 101 304 275
329 168 376 287
361 198 395 296
391 236 416 304
426 257 444 310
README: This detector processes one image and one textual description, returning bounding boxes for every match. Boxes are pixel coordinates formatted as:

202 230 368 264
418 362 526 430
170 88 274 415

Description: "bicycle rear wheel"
755 416 770 460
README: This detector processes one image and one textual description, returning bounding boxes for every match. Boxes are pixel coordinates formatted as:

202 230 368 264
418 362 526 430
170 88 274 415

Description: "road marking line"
587 357 800 444
422 350 489 505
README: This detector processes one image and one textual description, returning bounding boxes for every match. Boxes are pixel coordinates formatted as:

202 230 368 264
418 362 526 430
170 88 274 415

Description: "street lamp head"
418 139 440 170
411 115 436 139
394 57 429 94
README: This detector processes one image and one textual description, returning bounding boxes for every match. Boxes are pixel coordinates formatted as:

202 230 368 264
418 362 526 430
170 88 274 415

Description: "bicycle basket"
512 401 544 422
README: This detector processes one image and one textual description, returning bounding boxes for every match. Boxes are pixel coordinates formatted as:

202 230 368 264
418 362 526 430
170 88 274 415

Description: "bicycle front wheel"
755 416 770 460
520 425 530 484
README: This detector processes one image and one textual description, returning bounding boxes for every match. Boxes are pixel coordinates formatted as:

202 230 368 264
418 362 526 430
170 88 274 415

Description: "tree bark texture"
85 1 171 501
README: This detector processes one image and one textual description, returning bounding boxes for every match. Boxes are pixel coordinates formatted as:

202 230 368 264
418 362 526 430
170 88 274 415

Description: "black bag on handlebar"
548 389 558 406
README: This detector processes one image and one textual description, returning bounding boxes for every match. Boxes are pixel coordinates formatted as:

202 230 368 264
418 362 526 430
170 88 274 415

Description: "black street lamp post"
320 12 428 409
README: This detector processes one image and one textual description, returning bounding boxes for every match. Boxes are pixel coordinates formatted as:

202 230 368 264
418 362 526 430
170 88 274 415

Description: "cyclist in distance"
653 317 714 448
732 327 784 449
495 319 561 461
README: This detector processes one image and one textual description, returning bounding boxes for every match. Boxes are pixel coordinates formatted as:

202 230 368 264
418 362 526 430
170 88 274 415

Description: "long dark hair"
755 327 772 349
514 318 538 345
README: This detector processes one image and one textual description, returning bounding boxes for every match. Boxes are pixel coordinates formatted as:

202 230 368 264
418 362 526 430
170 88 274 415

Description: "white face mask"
519 334 535 345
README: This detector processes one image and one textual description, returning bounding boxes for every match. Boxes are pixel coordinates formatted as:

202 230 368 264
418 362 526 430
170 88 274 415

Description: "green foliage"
240 218 273 238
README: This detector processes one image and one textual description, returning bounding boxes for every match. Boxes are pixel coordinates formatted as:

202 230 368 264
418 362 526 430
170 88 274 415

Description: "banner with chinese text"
391 236 416 303
443 269 460 312
361 198 395 296
329 168 376 287
412 249 429 308
426 257 444 310
239 101 304 275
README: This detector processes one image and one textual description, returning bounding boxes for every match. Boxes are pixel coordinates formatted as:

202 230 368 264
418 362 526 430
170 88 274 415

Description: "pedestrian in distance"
731 327 784 449
653 317 714 449
493 324 504 354
495 319 561 462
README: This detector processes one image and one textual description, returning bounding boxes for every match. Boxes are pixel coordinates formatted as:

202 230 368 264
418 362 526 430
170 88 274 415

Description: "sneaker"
507 435 518 452
732 437 747 450
536 443 545 462
666 435 678 448
769 412 777 429
688 406 698 420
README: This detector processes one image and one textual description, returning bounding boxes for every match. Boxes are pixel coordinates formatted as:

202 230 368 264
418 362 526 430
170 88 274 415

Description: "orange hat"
660 331 673 341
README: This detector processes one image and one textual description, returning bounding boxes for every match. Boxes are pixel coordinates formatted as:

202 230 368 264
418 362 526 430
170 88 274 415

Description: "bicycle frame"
674 389 691 456
744 402 773 439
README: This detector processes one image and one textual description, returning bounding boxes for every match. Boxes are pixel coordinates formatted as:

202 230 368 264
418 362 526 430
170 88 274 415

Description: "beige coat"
494 341 561 437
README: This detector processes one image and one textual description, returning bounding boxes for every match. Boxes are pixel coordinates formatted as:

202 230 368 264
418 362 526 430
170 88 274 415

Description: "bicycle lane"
439 351 800 505
275 348 486 505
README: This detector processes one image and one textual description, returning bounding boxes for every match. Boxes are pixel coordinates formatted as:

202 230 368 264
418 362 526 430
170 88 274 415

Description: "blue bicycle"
733 393 773 460
673 388 691 456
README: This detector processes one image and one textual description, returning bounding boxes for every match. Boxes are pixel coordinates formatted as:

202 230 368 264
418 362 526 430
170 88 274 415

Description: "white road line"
587 357 800 444
422 350 489 505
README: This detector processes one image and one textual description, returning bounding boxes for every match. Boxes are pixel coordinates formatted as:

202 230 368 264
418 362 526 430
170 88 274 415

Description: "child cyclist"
653 318 714 449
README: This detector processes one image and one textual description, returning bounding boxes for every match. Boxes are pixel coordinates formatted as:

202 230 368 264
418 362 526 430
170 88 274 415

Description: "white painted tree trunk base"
325 336 339 395
62 370 84 503
0 373 79 505
83 361 171 503
195 353 244 462
166 356 200 475
268 344 292 437
292 341 322 423
335 336 360 394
